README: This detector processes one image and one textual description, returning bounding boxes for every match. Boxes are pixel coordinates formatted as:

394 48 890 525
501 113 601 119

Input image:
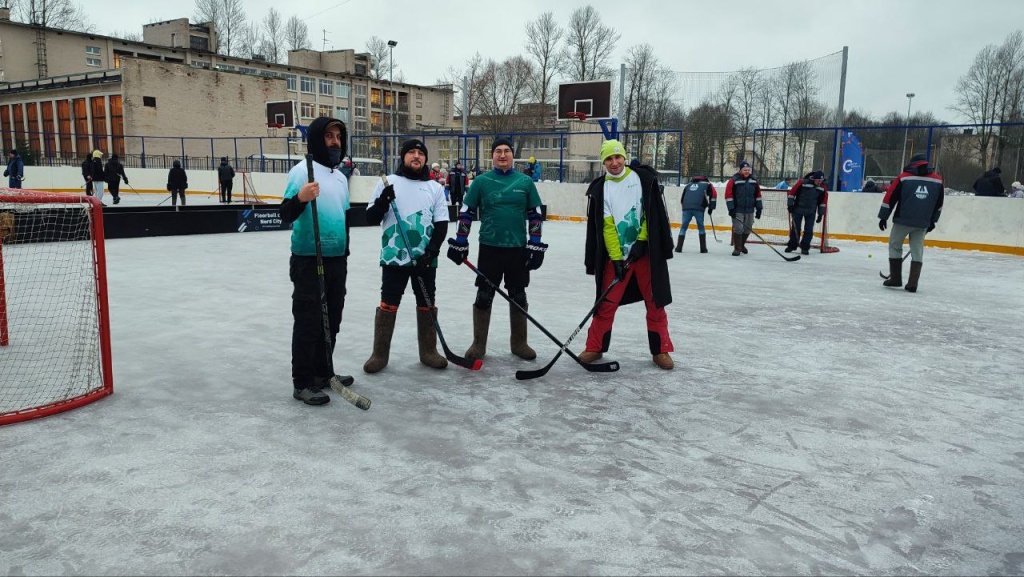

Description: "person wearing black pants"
279 116 352 405
218 157 236 203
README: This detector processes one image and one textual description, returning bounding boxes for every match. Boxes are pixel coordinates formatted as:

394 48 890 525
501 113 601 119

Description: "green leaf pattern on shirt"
617 206 640 253
381 209 430 265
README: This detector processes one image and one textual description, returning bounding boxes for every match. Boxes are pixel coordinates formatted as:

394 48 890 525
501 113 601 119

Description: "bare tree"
524 11 563 111
714 75 740 177
10 0 94 32
261 8 283 63
110 29 143 42
774 60 813 179
439 52 485 122
475 56 535 135
284 15 311 52
236 22 263 60
365 36 394 81
733 67 762 141
561 5 620 82
953 32 1024 168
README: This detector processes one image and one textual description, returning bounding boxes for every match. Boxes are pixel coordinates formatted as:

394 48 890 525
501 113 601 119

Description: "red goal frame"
0 192 114 425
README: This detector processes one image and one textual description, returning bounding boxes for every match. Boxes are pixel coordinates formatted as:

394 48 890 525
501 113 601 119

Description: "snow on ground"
1 220 1023 576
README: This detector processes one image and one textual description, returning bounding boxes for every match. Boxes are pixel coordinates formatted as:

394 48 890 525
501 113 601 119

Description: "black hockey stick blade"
879 251 911 279
440 339 483 371
329 377 371 410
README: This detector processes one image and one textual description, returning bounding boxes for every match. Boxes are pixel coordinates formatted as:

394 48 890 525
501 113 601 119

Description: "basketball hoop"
568 112 587 121
267 123 283 137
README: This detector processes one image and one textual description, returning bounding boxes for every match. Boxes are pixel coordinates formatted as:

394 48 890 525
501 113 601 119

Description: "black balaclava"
307 117 347 169
397 138 431 181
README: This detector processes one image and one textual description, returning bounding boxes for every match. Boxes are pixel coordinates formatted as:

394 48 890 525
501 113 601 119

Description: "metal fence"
9 123 1024 193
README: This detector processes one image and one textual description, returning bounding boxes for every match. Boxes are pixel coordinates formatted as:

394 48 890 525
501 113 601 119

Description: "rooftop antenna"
321 29 329 51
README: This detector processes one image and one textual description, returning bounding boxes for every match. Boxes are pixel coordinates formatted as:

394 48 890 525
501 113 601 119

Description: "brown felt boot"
731 233 741 256
882 258 903 288
740 233 750 254
578 350 603 363
674 236 684 253
363 307 397 373
653 352 674 370
904 261 923 293
509 304 536 360
416 307 448 369
465 306 491 361
699 235 708 253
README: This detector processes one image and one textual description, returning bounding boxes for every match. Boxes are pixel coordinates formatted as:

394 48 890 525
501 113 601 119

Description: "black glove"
447 238 469 265
627 240 648 263
816 215 823 223
879 219 887 231
927 223 935 233
416 246 439 270
707 206 714 214
523 240 548 271
755 209 762 220
728 209 736 219
787 205 794 214
2 170 7 177
124 179 129 185
373 184 396 209
612 260 627 281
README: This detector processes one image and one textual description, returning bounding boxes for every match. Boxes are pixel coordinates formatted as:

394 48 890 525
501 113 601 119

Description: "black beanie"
400 139 428 161
491 137 513 153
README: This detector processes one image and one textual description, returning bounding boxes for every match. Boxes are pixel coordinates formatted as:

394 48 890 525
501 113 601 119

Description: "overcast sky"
92 0 1024 123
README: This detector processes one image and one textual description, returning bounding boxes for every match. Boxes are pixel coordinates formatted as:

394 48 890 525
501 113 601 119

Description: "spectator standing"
4 149 24 189
524 157 542 182
973 167 1006 197
447 160 468 207
217 157 236 203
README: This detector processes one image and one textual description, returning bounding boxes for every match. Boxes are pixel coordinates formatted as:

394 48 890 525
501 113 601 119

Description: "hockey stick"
515 272 625 380
461 258 619 373
384 176 482 371
306 155 371 410
879 250 912 280
731 214 801 262
707 210 722 242
125 182 143 199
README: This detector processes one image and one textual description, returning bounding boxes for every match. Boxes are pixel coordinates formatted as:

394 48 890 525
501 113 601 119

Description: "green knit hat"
600 139 626 162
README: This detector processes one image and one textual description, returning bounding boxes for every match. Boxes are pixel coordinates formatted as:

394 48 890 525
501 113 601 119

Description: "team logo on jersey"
689 184 699 190
914 185 929 199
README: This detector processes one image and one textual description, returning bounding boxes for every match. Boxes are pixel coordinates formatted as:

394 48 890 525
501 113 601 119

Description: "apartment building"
0 14 454 164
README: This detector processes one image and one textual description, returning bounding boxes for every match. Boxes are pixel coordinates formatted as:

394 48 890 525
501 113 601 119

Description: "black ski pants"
290 254 347 389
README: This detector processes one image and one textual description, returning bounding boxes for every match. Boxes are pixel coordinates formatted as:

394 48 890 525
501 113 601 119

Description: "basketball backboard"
557 80 612 121
266 101 296 127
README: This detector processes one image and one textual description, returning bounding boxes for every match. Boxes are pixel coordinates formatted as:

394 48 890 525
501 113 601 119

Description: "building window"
416 93 423 100
354 84 367 96
143 96 156 107
192 61 210 69
370 88 381 107
335 82 350 99
86 57 101 67
354 98 366 119
300 102 315 118
90 96 106 150
239 67 257 75
85 46 101 55
416 101 422 109
416 114 422 121
318 104 331 117
355 120 368 135
335 107 350 124
300 76 314 93
319 79 333 96
260 70 278 78
190 35 209 52
285 74 296 91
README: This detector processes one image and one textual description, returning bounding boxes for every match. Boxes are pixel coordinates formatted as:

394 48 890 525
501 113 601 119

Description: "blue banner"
238 208 291 232
839 131 865 192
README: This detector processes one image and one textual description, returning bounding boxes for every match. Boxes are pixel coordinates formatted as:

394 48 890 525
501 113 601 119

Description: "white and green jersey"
369 174 449 266
603 168 645 258
283 160 350 257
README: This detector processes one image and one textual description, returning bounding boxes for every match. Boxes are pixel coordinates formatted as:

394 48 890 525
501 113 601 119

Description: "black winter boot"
904 261 923 293
883 258 903 287
363 307 397 373
731 233 741 256
674 236 684 253
740 233 750 254
698 235 708 253
416 307 448 369
465 306 491 361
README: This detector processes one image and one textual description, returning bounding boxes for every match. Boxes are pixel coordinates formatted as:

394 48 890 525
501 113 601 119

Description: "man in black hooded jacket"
973 167 1005 197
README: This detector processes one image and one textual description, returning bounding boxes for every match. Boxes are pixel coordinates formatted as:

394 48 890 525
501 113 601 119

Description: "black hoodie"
306 116 347 170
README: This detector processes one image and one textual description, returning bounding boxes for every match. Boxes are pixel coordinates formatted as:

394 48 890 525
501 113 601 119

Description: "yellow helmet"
529 156 535 163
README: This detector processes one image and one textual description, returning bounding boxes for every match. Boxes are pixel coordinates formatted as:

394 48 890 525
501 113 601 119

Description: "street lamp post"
900 92 915 168
388 40 397 164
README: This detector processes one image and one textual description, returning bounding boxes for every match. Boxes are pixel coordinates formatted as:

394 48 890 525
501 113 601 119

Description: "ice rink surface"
2 217 1023 576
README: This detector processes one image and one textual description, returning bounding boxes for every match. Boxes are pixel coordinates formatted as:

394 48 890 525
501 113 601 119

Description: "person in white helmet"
1010 181 1024 198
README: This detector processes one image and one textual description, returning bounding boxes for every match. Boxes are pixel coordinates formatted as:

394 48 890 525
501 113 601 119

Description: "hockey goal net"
0 191 113 425
741 188 839 253
241 171 266 204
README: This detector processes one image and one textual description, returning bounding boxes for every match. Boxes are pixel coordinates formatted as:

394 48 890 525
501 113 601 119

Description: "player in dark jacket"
217 157 236 203
676 176 717 253
878 153 944 292
724 161 763 256
786 171 828 255
166 160 189 207
581 140 675 370
103 155 129 205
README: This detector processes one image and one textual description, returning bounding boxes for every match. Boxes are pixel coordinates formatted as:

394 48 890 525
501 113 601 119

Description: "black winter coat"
167 167 188 190
584 165 673 309
104 159 127 186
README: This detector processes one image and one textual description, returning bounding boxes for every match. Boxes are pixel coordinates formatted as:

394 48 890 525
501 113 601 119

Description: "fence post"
259 137 265 173
140 137 147 169
180 138 186 167
677 130 683 186
234 138 238 167
558 133 564 183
